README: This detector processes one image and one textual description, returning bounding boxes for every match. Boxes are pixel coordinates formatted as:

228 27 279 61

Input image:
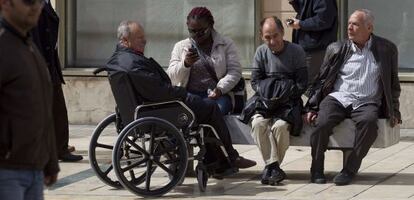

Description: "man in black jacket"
106 21 256 176
250 16 307 185
304 9 401 186
0 0 59 199
31 0 82 162
287 0 338 87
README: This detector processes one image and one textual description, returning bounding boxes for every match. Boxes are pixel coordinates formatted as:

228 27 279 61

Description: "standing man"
287 0 338 87
31 0 82 162
0 0 59 199
250 16 307 185
304 9 401 186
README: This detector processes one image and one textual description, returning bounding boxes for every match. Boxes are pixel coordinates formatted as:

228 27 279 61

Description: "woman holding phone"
168 7 242 115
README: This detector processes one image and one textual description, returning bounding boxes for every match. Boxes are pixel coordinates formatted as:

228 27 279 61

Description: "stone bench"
224 115 400 148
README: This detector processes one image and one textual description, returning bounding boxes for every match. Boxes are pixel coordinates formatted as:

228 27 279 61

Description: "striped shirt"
329 37 383 109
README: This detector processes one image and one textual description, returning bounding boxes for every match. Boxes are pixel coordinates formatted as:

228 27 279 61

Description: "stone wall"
62 77 414 128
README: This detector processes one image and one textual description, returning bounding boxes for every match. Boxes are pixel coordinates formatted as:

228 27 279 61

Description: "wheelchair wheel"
89 113 122 188
196 164 208 192
112 117 188 197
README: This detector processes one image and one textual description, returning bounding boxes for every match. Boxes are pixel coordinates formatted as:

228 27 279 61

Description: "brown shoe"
68 145 76 153
233 156 256 169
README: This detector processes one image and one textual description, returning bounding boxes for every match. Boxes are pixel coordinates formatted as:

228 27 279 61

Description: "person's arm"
390 43 401 126
251 47 266 93
293 47 308 99
298 0 337 31
43 125 60 186
129 64 188 102
167 40 191 86
288 0 301 13
216 39 242 94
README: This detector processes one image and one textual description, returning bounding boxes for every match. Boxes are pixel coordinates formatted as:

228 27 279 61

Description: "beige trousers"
251 114 290 165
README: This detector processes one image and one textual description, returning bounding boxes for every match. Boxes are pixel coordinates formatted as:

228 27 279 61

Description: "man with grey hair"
304 9 401 185
105 20 256 177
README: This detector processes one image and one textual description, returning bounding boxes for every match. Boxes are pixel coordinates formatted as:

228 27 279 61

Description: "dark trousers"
185 93 239 163
52 84 70 157
305 49 326 87
310 95 379 174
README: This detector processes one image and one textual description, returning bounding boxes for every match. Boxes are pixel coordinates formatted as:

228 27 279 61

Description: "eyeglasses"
22 0 44 6
188 27 210 38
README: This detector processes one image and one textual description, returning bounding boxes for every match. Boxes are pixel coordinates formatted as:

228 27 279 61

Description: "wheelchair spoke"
153 159 173 175
96 143 113 150
103 164 113 176
121 158 148 173
125 138 149 157
149 124 155 155
145 160 153 191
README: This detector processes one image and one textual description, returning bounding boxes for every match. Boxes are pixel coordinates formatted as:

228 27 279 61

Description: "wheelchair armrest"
134 100 196 129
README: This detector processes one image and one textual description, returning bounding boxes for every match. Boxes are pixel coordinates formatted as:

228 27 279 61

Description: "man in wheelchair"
105 20 256 177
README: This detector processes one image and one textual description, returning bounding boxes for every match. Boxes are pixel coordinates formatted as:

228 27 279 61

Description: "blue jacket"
290 0 338 51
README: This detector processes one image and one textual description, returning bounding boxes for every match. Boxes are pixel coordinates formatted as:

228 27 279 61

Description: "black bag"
258 78 295 111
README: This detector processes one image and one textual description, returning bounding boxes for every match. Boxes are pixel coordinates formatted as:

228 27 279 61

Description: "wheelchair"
89 69 236 197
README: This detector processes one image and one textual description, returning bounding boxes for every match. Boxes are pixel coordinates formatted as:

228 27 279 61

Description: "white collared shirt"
329 37 383 109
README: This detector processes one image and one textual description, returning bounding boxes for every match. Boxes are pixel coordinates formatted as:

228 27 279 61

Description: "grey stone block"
225 115 400 148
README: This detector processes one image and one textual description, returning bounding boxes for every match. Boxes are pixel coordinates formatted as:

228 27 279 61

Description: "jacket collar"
211 29 226 48
0 18 31 44
116 44 144 56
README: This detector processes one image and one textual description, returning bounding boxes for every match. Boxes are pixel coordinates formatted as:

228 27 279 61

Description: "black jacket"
0 19 59 175
31 2 64 84
305 35 401 121
106 45 187 103
289 0 338 51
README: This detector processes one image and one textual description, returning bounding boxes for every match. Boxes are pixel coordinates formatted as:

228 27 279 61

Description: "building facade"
52 0 414 127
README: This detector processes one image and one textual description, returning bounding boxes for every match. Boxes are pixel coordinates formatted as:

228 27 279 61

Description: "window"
65 0 256 68
348 1 414 72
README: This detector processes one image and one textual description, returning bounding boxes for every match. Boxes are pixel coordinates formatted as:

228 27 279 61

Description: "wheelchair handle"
93 68 106 75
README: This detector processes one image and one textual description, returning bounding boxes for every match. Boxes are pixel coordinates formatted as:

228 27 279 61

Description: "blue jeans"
0 168 44 200
189 91 232 115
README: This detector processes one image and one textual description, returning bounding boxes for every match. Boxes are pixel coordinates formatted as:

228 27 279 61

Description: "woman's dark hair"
187 7 214 26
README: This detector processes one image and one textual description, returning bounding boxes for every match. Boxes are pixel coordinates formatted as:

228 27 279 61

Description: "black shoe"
212 166 238 179
267 168 287 185
232 156 256 169
59 152 83 162
333 170 354 186
311 172 327 184
261 166 272 185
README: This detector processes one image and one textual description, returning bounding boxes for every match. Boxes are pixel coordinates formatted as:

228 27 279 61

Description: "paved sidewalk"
44 126 414 200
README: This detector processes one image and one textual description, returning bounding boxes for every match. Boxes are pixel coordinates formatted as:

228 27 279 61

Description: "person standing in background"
287 0 338 88
31 0 83 162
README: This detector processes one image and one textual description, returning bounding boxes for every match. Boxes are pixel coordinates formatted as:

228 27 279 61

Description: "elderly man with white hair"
304 9 401 185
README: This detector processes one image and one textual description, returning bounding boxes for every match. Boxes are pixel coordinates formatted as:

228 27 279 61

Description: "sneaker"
333 170 354 186
310 171 327 184
232 156 256 169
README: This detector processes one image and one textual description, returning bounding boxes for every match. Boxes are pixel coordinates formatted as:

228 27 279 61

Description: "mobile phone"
189 45 198 55
286 19 294 25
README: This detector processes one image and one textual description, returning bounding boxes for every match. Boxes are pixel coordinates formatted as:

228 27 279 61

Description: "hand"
303 112 317 125
208 88 222 99
390 116 401 127
286 18 301 30
44 173 58 186
184 48 199 67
